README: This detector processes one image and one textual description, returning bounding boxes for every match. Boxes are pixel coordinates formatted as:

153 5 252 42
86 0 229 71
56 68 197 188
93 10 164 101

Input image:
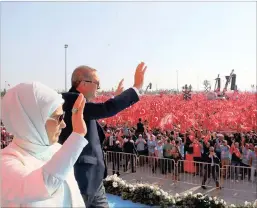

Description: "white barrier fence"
104 151 257 194
105 151 137 174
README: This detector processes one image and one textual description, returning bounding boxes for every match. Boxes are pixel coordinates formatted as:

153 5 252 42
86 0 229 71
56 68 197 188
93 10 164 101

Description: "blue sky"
1 2 256 92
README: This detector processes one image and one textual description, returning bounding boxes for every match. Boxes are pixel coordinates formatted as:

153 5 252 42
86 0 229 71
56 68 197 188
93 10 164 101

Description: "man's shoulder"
61 92 80 108
62 92 80 100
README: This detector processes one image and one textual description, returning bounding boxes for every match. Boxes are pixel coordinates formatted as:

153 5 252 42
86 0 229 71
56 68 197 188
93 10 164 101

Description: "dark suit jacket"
136 122 144 134
204 153 220 171
123 140 137 154
59 87 139 195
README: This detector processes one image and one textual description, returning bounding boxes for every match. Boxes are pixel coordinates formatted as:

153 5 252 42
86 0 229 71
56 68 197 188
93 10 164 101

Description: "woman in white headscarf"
1 82 88 207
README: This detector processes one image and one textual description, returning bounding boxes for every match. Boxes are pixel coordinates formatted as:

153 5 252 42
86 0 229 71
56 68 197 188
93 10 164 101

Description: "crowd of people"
2 101 257 190
2 100 257 191
102 118 257 189
95 92 255 133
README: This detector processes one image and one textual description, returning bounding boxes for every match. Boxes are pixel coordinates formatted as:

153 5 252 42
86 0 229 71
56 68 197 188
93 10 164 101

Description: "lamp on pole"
64 44 68 92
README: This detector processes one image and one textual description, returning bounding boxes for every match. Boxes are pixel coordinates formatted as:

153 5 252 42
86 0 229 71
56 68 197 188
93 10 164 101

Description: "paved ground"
107 163 257 205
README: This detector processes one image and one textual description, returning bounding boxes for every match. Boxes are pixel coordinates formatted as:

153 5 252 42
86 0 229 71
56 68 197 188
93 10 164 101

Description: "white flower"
163 192 169 198
156 191 161 196
113 177 121 182
161 190 168 197
153 186 158 191
120 181 126 186
169 197 176 204
253 200 257 207
161 190 168 198
194 193 202 198
112 182 118 188
104 175 256 208
128 185 135 192
129 187 134 192
172 198 176 204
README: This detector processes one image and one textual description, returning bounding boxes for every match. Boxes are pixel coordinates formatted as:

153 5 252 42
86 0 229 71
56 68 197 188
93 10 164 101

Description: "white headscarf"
2 82 64 160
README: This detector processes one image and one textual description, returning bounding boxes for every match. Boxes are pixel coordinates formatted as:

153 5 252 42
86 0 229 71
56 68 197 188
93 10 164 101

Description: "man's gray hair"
209 146 215 151
71 65 97 88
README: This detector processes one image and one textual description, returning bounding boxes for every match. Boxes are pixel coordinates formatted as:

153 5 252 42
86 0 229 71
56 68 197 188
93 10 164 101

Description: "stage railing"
176 160 221 188
104 151 257 194
105 151 137 174
220 164 257 193
135 155 177 179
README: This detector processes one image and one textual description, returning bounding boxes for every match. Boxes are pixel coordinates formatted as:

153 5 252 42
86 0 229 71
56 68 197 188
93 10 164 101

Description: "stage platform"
107 194 150 208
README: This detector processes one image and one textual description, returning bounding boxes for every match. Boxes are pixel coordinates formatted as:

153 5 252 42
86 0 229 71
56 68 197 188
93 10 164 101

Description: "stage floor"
107 194 150 208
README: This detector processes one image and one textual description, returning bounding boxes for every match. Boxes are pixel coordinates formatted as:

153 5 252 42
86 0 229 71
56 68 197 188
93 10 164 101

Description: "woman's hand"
72 94 87 137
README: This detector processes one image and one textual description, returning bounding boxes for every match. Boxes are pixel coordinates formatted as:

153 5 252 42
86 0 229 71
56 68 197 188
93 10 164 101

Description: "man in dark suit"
111 140 123 176
201 146 221 189
123 136 138 173
136 118 144 136
59 62 147 208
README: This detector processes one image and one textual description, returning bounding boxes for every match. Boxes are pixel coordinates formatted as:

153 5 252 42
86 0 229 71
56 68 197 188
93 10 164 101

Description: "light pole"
64 44 68 92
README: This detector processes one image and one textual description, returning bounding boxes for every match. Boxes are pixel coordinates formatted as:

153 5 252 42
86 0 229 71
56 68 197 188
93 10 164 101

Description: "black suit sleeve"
83 88 139 120
60 88 139 145
214 156 220 164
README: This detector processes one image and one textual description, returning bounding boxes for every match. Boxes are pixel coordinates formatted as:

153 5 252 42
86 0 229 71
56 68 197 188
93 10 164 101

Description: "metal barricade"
103 152 257 195
105 151 137 175
221 164 257 194
137 155 176 180
176 160 221 188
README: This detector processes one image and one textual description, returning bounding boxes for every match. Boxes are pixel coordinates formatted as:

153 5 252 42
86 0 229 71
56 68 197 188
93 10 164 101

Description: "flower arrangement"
104 174 257 208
